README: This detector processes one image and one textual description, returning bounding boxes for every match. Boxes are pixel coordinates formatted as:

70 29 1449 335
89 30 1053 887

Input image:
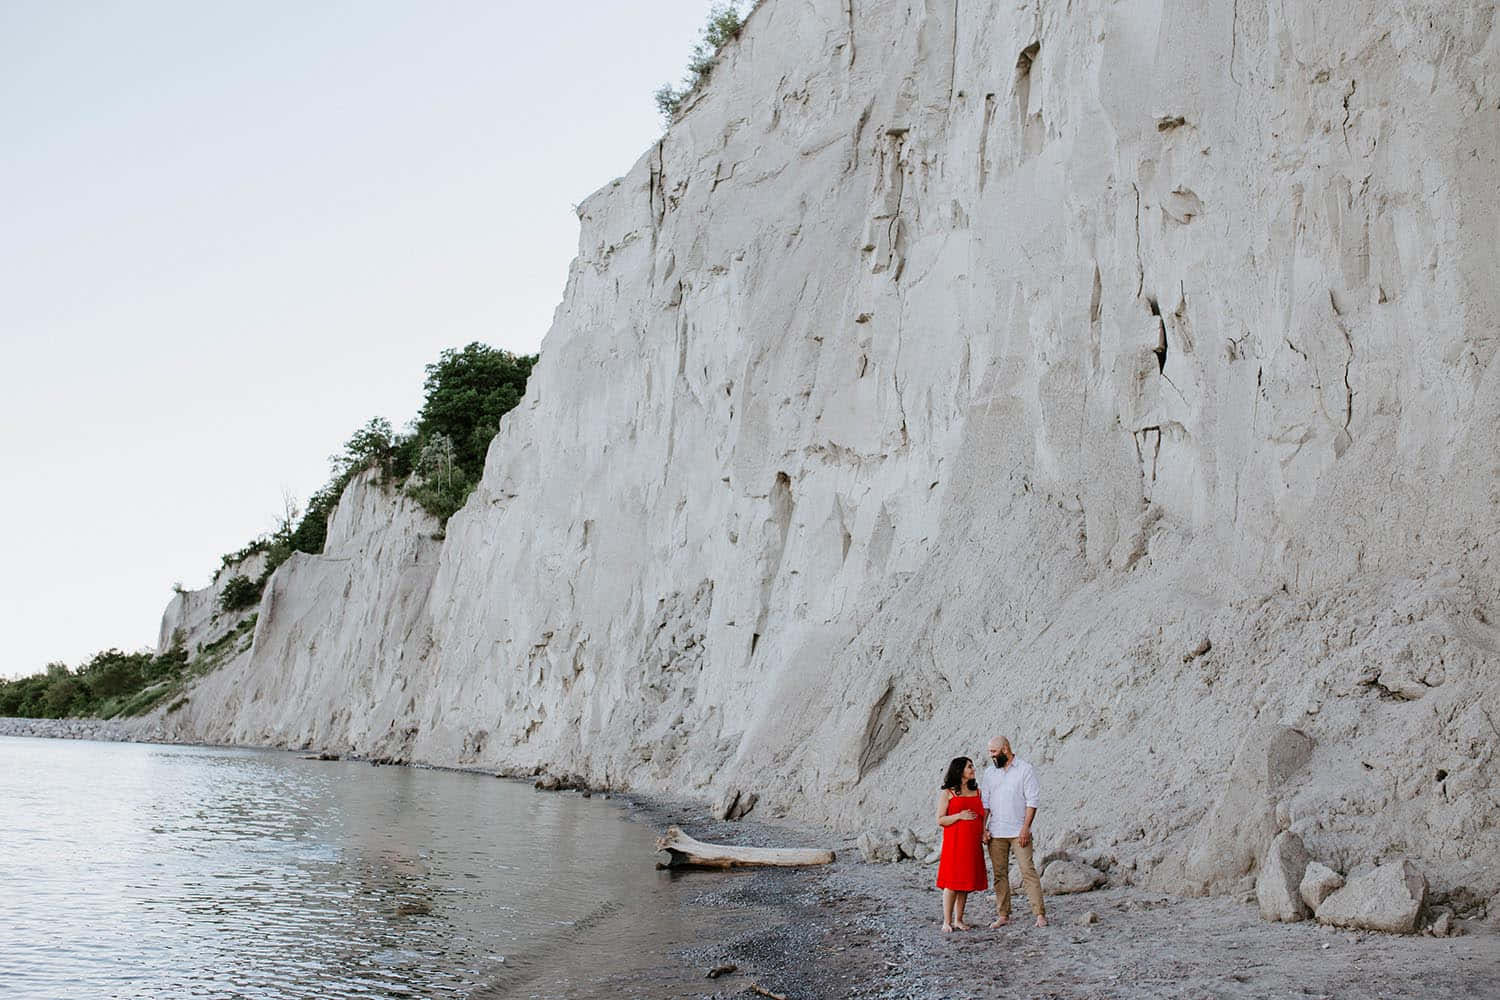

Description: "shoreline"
6 725 1498 999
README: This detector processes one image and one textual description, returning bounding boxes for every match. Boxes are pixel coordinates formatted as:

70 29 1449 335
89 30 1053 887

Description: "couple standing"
935 736 1047 933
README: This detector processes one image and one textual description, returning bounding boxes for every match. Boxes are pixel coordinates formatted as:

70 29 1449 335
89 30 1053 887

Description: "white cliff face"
156 550 268 654
149 0 1500 901
145 471 442 754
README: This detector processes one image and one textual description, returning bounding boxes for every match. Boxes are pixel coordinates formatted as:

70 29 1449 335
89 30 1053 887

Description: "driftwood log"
654 826 836 870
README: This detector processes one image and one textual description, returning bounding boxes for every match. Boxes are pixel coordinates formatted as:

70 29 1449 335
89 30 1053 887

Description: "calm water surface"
0 737 747 999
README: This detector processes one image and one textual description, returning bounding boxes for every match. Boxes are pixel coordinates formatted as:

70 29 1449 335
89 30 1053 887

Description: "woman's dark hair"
941 756 972 792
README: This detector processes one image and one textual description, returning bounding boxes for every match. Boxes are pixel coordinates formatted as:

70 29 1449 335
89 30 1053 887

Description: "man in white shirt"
978 735 1048 927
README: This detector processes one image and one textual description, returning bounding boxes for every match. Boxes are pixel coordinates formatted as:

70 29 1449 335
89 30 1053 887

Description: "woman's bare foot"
990 915 1009 928
954 921 971 931
1035 915 1049 927
942 923 954 933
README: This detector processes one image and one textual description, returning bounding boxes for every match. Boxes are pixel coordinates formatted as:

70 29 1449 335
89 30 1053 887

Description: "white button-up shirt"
979 757 1041 838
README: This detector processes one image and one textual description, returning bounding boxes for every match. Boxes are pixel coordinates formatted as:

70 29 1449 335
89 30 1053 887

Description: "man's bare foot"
990 915 1009 928
1035 915 1049 927
942 923 954 933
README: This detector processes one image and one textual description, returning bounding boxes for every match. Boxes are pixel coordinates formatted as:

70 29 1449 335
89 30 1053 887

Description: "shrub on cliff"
217 575 262 613
208 342 535 585
655 1 747 122
413 344 535 474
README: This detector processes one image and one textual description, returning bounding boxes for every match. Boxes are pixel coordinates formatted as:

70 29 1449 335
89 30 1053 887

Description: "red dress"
936 792 988 891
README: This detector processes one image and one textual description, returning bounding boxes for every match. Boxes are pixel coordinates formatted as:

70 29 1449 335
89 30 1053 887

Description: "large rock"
1183 726 1315 893
1300 862 1345 912
1042 860 1105 895
713 788 759 821
1316 861 1427 934
897 827 924 861
1256 832 1311 922
856 831 900 864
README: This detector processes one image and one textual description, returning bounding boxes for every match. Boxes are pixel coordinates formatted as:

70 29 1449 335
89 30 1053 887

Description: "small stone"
705 963 737 979
1300 862 1345 912
1431 911 1453 937
1042 860 1104 895
1077 910 1099 925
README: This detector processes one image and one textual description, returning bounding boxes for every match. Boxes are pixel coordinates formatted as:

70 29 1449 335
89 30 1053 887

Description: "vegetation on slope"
654 1 747 122
0 617 255 720
1 342 535 720
212 342 536 610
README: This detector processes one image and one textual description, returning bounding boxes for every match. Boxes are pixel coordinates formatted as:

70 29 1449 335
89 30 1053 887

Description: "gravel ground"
586 794 1500 1000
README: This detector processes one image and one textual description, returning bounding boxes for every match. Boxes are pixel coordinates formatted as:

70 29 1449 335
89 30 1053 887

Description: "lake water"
0 737 748 999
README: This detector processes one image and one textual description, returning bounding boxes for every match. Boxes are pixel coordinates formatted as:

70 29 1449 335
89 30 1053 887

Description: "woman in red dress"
935 756 987 932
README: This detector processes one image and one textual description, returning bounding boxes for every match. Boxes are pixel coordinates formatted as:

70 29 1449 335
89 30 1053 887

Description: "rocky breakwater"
0 717 139 742
142 0 1500 921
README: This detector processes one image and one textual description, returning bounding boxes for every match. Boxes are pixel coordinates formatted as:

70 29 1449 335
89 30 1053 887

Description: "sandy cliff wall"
156 550 267 654
149 0 1499 901
145 471 442 754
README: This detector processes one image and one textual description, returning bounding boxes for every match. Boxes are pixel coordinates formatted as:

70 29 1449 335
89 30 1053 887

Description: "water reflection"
0 737 750 999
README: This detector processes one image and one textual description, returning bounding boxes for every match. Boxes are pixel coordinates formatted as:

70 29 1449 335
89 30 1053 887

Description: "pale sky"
0 0 714 677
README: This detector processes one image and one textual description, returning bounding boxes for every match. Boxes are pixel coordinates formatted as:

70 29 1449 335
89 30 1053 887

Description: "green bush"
655 2 747 122
218 575 262 613
0 641 228 721
43 677 87 717
223 342 535 560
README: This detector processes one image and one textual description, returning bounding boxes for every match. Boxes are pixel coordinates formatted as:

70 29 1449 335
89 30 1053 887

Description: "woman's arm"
936 790 977 826
936 790 957 827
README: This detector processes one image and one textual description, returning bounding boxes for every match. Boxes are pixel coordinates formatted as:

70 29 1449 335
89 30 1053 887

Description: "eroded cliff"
145 0 1500 902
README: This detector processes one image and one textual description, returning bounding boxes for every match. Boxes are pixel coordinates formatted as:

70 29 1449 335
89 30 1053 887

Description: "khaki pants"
988 836 1045 918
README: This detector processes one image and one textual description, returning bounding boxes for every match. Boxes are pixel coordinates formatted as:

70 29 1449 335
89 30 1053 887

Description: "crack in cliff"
1131 182 1145 297
978 93 997 192
1229 0 1242 85
1333 291 1355 431
1340 79 1357 154
892 301 910 449
844 0 856 68
650 138 666 229
1160 369 1189 405
846 100 873 176
947 0 959 104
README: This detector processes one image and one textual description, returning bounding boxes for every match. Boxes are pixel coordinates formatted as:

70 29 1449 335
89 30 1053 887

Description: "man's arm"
979 771 993 843
1018 806 1037 847
1018 767 1042 847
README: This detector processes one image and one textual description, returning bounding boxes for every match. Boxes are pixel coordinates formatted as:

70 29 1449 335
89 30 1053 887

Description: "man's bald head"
988 736 1012 758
